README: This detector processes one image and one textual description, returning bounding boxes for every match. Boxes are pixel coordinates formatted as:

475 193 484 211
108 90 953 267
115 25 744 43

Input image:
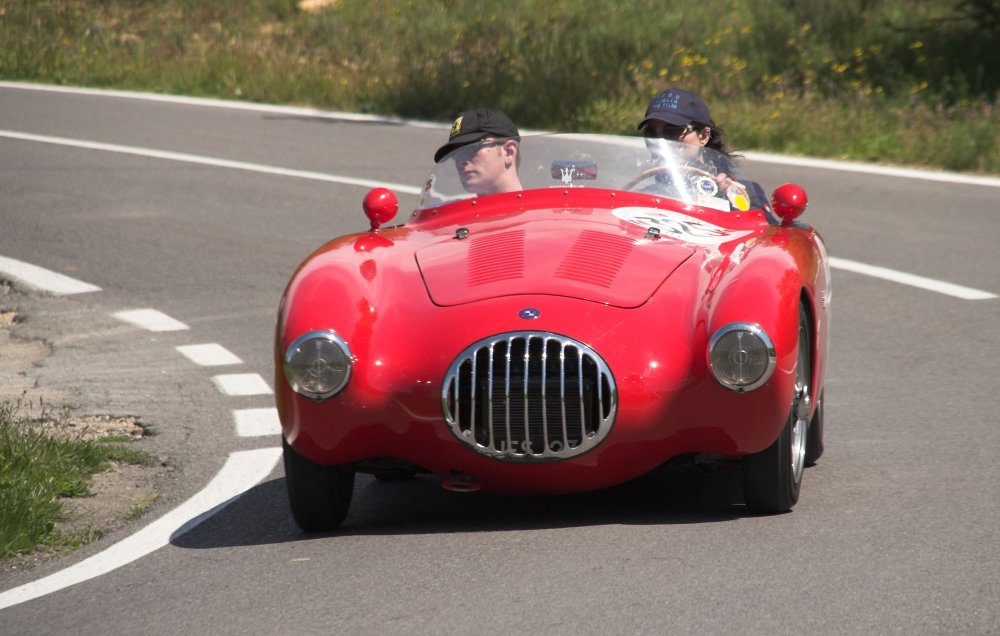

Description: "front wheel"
282 436 355 531
743 305 810 513
805 389 824 466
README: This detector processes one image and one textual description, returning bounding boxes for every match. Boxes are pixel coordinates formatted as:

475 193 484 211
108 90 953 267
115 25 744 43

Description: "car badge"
519 308 540 320
695 175 718 197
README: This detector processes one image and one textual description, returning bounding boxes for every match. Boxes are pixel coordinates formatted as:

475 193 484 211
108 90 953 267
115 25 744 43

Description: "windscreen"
419 133 758 212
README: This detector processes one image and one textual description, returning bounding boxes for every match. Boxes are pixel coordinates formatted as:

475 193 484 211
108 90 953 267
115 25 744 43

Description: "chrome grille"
442 332 617 462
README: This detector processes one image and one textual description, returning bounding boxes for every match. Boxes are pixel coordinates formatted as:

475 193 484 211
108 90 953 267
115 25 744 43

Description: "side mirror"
771 183 808 225
363 187 398 231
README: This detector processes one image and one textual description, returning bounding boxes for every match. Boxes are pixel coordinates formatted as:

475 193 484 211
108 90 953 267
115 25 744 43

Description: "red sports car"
274 134 830 530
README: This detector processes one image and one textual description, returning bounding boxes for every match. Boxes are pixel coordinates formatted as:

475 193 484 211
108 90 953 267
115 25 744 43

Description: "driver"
434 108 523 196
638 88 770 211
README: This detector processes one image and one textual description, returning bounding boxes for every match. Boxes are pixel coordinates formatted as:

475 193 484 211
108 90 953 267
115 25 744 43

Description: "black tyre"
743 305 810 513
805 389 824 466
282 436 355 531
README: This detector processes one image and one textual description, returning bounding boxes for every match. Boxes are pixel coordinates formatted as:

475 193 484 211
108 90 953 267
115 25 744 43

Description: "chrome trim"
442 332 617 462
707 322 776 392
283 330 353 401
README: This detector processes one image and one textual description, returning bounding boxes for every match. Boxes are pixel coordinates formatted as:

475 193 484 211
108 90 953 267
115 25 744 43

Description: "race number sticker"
613 207 752 245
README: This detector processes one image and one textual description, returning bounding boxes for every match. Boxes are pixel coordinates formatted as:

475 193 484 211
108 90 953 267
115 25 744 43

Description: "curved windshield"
419 133 759 212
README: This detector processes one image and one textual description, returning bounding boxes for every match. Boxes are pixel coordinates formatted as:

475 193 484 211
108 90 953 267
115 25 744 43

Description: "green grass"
1 0 997 172
0 399 151 559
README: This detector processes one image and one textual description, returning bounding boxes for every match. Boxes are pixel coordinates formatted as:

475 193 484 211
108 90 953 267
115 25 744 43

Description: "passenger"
638 88 770 211
434 108 523 196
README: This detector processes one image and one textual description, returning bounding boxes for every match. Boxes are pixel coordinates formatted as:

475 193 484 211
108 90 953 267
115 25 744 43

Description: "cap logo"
449 116 463 140
652 91 681 111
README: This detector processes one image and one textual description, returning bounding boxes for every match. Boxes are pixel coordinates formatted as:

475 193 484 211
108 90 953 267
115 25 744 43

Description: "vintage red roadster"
274 134 830 530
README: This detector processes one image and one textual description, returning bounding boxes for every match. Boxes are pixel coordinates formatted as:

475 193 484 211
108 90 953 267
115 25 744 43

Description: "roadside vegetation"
0 398 152 559
1 0 997 172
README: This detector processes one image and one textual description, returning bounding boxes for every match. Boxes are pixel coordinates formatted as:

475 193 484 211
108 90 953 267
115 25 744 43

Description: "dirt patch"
298 0 339 12
33 413 146 442
56 461 168 540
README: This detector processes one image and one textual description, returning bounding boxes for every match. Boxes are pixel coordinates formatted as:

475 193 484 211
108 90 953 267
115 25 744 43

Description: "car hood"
415 218 695 308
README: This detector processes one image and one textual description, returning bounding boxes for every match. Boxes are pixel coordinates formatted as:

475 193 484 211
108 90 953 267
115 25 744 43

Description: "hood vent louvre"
555 230 634 288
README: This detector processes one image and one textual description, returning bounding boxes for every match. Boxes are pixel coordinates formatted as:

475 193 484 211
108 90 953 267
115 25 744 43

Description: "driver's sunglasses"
643 123 696 141
453 138 508 161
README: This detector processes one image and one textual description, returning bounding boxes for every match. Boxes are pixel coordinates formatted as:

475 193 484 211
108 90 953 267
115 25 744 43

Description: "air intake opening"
443 332 616 462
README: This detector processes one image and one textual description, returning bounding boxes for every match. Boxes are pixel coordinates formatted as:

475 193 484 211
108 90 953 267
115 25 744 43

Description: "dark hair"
697 120 731 156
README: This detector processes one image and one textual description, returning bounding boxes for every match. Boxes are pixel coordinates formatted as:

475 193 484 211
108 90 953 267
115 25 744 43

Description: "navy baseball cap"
435 108 520 162
637 88 712 129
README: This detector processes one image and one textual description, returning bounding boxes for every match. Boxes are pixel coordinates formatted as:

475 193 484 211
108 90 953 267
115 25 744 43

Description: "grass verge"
2 0 998 173
0 398 152 559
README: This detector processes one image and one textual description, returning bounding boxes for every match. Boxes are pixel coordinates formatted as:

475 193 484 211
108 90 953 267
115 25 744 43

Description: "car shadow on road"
171 463 771 551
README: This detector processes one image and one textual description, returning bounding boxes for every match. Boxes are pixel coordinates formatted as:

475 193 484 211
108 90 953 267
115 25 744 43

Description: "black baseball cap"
637 88 712 129
434 108 520 162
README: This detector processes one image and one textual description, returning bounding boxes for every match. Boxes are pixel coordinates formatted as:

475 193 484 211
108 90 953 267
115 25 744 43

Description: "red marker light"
363 187 398 230
771 183 808 225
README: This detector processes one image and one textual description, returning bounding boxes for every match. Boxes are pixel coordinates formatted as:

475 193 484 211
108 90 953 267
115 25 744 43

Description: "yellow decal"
727 184 750 211
449 116 463 139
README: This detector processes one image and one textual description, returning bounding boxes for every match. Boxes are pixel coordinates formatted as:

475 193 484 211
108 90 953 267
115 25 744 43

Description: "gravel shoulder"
1 281 169 573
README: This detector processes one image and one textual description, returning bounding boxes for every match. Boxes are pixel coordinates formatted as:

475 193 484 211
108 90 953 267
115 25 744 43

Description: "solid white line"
0 255 101 295
176 343 243 366
743 151 1000 189
112 309 189 332
213 373 273 396
0 447 282 611
4 81 998 189
0 81 446 130
233 408 281 437
0 129 422 195
830 257 998 300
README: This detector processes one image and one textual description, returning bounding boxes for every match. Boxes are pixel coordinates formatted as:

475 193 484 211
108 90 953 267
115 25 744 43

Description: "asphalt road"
1 83 998 634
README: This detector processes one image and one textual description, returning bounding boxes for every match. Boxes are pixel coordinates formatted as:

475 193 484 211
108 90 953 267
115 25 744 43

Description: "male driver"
434 108 523 196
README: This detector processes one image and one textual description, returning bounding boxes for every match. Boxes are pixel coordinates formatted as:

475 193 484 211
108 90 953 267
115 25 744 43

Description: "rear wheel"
282 436 355 531
743 305 810 513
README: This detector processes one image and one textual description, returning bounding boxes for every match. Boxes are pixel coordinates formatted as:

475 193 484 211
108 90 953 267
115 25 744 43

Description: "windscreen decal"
613 207 752 245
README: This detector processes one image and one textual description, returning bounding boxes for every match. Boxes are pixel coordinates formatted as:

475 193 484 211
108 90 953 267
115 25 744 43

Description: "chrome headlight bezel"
707 322 776 392
283 330 353 401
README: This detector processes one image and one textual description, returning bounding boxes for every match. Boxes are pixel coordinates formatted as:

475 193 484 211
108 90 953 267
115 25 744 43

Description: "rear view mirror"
551 160 598 186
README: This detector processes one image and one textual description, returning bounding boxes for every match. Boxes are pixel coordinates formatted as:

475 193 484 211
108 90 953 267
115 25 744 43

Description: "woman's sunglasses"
643 123 697 141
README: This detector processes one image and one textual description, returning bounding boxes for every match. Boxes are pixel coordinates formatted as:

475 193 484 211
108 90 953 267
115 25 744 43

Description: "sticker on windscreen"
613 207 752 245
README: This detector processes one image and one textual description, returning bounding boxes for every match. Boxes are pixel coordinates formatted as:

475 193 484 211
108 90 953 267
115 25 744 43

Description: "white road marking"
4 81 999 190
743 151 1000 189
0 256 101 295
0 129 422 195
233 408 282 437
213 373 273 396
0 81 445 130
0 447 282 611
176 343 243 366
830 257 997 300
112 308 189 332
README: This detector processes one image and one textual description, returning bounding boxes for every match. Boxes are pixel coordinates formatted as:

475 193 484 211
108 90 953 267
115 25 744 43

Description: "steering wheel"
624 164 716 192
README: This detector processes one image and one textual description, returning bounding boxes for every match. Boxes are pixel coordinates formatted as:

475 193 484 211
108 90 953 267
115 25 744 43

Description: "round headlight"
284 331 353 401
708 323 775 392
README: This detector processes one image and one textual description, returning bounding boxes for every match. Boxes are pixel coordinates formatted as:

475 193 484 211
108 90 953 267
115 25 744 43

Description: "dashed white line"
176 343 243 366
213 373 273 396
829 257 998 300
0 256 101 295
0 447 282 610
233 408 281 437
112 309 189 332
